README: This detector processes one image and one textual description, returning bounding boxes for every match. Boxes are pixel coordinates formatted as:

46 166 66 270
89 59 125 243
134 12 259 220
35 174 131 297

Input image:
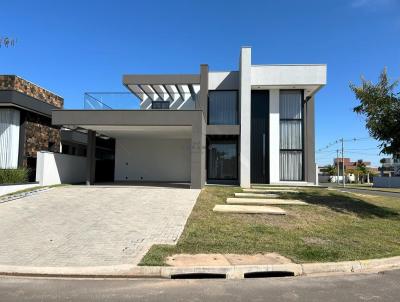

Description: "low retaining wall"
0 183 39 197
373 176 400 188
36 151 86 186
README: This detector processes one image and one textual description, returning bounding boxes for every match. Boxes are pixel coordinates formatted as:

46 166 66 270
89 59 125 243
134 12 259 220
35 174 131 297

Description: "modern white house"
52 47 327 188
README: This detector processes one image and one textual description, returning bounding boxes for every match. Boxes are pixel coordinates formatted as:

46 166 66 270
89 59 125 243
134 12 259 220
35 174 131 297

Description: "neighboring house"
0 75 63 180
52 47 327 188
379 157 400 177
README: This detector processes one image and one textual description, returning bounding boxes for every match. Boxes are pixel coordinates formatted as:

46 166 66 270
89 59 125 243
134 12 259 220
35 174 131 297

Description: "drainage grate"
171 273 226 279
244 271 295 278
0 188 51 204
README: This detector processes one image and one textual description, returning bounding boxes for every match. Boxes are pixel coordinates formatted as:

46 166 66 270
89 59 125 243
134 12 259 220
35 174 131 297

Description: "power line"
316 136 377 153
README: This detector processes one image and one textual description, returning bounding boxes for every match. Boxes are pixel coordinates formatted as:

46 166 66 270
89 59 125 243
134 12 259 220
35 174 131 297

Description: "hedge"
0 168 29 184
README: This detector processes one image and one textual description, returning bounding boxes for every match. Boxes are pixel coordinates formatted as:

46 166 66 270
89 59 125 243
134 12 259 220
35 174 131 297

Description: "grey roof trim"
206 125 240 135
0 90 59 117
123 74 200 86
52 109 204 127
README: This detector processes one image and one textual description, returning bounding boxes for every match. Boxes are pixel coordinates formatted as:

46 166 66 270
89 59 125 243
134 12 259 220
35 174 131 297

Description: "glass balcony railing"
83 92 197 110
84 92 140 110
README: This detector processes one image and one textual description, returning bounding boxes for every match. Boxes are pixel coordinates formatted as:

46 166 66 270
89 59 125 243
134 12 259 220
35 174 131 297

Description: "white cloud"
351 0 396 8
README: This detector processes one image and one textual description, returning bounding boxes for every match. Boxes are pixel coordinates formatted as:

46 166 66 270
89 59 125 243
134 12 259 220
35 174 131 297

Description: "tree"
325 164 337 176
350 69 400 155
0 37 17 48
355 160 367 183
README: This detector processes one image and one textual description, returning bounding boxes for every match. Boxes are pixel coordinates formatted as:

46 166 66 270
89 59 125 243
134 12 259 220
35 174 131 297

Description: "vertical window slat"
208 91 238 125
279 91 303 181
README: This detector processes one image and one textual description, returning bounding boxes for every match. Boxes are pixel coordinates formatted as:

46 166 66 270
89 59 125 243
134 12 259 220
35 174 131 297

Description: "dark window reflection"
207 138 238 180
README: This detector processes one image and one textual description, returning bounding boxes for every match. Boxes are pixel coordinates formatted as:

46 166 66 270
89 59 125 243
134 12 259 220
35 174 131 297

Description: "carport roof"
52 109 204 130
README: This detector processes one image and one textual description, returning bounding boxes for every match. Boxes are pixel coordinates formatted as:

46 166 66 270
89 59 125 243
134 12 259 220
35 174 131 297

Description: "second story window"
151 101 170 109
208 91 238 125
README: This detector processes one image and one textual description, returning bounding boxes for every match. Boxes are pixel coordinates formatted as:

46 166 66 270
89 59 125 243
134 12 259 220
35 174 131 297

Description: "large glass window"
208 91 238 125
279 90 304 181
207 136 238 180
0 109 20 169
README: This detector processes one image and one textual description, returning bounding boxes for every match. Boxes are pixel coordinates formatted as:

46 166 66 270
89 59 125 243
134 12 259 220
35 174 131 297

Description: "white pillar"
269 89 280 183
240 47 251 188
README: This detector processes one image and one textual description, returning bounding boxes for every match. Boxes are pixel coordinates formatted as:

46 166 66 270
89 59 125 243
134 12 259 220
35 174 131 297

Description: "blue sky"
1 0 399 166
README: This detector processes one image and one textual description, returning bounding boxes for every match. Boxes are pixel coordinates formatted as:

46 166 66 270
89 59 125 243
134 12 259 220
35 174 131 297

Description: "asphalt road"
1 270 399 301
323 183 400 198
338 187 400 198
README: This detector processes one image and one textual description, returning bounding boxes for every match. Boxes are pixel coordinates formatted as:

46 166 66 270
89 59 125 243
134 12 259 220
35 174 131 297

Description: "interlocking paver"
0 186 200 267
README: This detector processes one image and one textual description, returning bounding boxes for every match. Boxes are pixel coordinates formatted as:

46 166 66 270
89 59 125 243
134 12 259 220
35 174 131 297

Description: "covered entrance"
52 110 206 189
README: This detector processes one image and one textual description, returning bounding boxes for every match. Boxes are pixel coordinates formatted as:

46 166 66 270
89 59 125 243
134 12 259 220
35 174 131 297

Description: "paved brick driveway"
0 186 200 267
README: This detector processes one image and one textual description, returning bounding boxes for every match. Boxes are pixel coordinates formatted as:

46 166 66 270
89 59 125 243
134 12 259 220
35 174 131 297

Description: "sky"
1 0 399 167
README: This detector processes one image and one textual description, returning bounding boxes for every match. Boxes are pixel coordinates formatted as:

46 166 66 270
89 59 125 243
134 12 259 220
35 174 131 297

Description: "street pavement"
0 269 399 301
324 183 400 198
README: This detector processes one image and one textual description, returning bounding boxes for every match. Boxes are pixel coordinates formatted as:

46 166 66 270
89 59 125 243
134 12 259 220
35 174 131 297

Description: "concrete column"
239 47 251 188
191 115 206 189
269 89 280 184
86 130 96 185
304 96 316 184
198 64 209 120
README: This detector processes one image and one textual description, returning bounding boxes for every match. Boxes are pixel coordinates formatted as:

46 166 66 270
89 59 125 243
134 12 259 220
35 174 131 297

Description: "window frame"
206 135 239 181
279 90 305 181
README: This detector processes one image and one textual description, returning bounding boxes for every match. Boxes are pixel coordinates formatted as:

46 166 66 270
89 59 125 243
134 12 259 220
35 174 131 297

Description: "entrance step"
226 198 308 206
213 204 286 215
234 192 279 198
243 189 299 193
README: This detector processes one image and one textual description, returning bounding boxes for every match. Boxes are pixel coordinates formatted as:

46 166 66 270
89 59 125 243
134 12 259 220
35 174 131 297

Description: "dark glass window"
152 101 170 109
207 137 238 180
208 91 238 125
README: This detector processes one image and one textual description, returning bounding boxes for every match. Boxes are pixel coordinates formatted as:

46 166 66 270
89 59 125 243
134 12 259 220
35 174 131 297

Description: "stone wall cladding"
24 113 60 161
0 75 63 108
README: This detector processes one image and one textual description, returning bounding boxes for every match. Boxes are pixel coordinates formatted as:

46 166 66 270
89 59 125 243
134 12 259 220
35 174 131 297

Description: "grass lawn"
140 186 400 266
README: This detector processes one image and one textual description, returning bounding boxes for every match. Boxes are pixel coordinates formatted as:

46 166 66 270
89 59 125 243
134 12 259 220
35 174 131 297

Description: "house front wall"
52 47 326 188
114 137 191 182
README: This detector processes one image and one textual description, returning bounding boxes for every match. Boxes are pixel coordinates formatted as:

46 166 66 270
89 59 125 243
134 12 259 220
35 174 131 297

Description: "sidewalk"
1 256 400 279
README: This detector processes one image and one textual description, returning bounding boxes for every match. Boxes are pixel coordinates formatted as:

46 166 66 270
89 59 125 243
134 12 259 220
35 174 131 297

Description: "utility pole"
336 149 339 185
341 138 345 187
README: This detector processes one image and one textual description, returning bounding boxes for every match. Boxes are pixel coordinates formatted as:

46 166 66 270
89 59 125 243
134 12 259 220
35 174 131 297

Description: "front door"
251 90 269 184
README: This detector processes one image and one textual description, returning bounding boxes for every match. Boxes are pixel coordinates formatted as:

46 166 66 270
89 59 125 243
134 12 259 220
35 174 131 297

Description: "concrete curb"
1 256 400 279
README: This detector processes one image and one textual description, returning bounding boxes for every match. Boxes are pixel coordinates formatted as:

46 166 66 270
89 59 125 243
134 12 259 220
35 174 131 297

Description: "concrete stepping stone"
234 192 279 198
244 188 299 193
226 197 308 206
213 204 286 215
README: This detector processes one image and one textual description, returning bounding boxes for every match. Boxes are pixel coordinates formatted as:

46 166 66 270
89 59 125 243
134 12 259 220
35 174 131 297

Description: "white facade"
36 151 86 186
114 138 191 182
237 47 326 186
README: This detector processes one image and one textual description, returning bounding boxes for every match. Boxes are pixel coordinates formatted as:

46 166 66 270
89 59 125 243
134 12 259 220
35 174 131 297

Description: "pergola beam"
149 85 165 101
123 74 200 86
175 85 185 101
162 84 175 101
188 84 196 101
137 84 154 101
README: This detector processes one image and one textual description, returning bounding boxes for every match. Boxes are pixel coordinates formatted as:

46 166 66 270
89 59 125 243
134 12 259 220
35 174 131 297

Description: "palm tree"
325 165 336 176
355 160 368 183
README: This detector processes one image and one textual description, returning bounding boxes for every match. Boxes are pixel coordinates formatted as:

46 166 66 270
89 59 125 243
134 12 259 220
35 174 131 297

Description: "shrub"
0 168 29 184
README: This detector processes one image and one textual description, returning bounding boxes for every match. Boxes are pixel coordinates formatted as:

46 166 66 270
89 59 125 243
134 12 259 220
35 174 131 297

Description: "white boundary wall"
0 183 39 197
36 151 86 186
373 177 400 188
